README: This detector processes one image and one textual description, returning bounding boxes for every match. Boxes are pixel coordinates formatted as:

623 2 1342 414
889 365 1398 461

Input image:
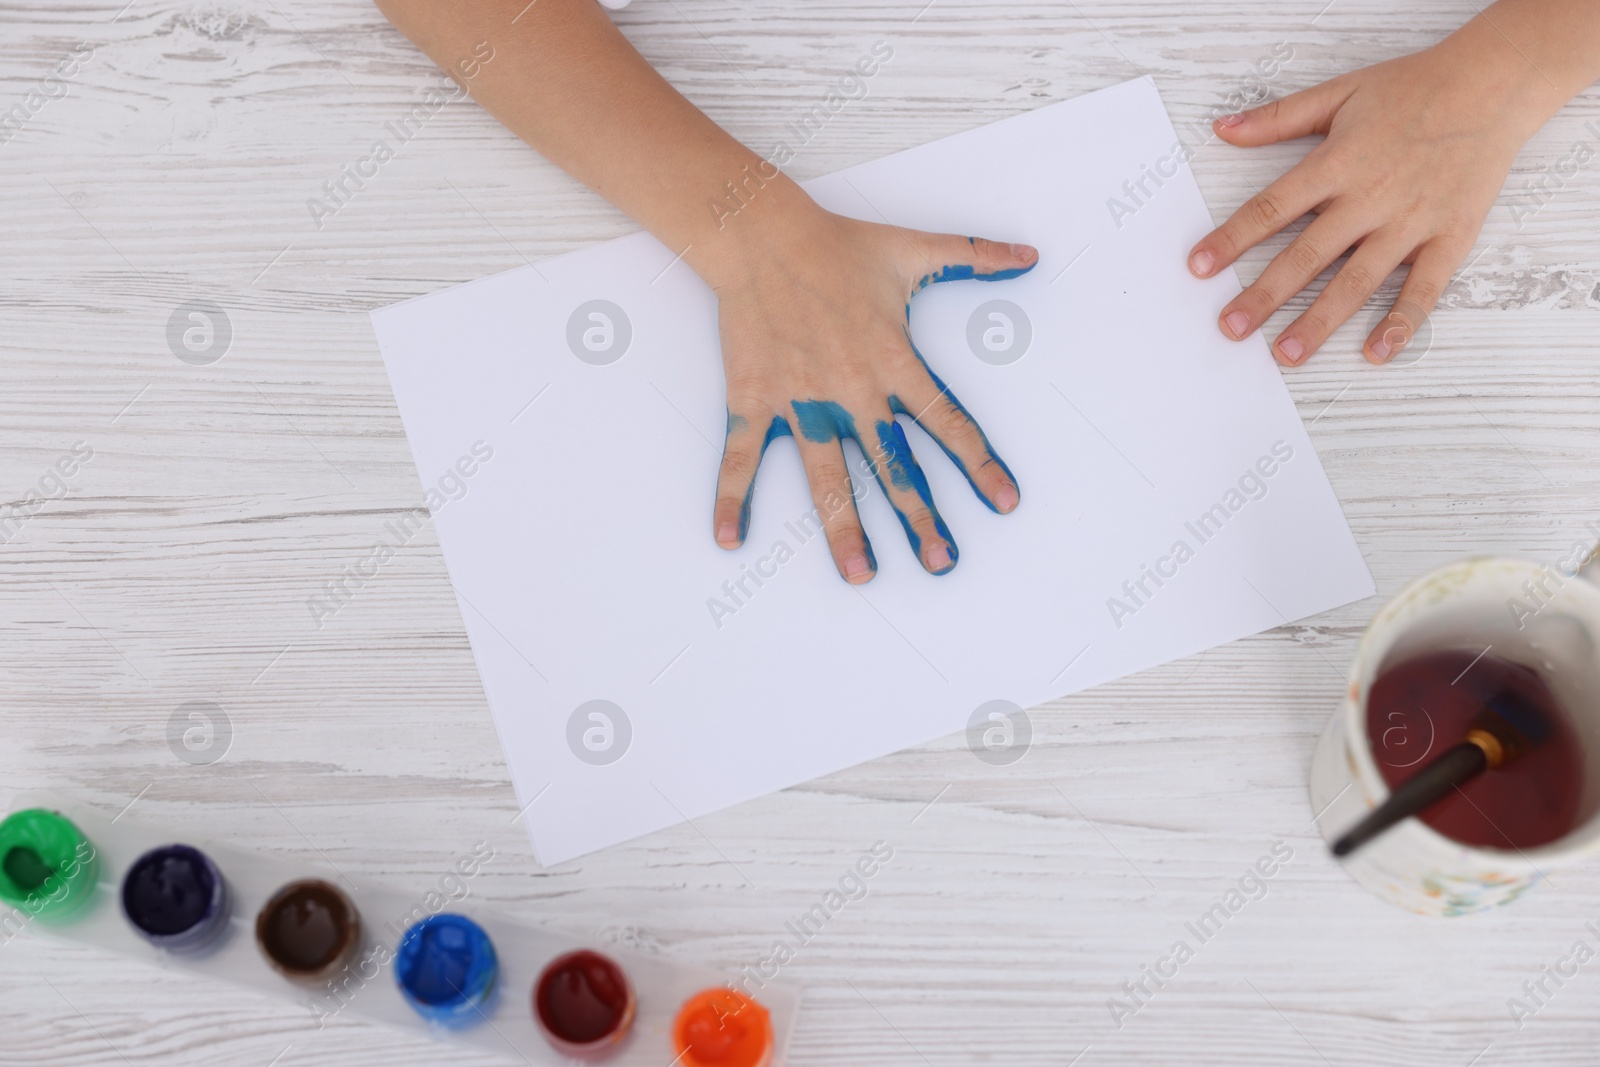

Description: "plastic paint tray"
5 793 801 1064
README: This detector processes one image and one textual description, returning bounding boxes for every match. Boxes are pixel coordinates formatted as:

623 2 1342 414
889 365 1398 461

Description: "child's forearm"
1458 0 1600 120
374 0 815 290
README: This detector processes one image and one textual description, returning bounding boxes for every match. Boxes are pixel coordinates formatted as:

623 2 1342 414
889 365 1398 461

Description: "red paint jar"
533 949 636 1058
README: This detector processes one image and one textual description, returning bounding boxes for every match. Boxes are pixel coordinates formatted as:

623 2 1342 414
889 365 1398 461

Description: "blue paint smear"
928 263 976 283
723 414 793 543
790 399 856 443
975 265 1031 281
871 418 957 572
859 535 878 574
912 240 1038 293
888 332 1020 515
762 416 793 445
724 404 887 579
741 416 792 541
784 400 956 572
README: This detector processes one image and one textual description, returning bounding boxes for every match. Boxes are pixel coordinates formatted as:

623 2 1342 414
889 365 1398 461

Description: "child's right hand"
703 198 1038 584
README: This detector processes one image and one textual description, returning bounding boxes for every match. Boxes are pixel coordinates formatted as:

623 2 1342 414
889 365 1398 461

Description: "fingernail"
1369 337 1393 363
993 484 1019 513
716 522 738 546
1277 336 1305 364
1219 112 1244 128
1189 249 1215 277
844 552 870 578
927 544 952 573
1224 310 1250 339
1009 243 1037 261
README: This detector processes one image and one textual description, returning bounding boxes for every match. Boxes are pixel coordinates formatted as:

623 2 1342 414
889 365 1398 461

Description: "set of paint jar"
0 795 796 1065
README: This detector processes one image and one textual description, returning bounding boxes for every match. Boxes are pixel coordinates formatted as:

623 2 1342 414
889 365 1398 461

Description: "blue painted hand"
710 213 1037 583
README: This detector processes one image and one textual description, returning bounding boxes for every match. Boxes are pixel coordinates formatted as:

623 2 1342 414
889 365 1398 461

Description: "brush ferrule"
1465 727 1506 768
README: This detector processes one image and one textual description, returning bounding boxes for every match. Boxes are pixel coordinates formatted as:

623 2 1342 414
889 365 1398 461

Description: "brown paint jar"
254 878 361 982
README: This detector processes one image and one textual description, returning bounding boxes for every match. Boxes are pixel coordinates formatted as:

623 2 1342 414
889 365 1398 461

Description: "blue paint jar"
394 913 498 1027
120 844 229 952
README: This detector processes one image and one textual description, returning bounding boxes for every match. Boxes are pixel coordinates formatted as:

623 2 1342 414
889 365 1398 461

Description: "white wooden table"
3 1 1599 1063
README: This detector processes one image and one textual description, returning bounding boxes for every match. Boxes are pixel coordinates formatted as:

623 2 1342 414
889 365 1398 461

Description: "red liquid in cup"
1366 649 1586 849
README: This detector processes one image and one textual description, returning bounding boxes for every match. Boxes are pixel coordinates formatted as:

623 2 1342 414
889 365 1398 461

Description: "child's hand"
374 0 1042 582
708 205 1037 583
1186 23 1573 366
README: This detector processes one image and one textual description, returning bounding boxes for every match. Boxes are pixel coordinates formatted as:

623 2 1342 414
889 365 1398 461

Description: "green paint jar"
0 808 100 922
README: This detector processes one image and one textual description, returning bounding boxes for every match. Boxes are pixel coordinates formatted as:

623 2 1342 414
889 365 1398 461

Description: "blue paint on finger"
784 401 893 583
870 417 957 573
915 263 1035 290
976 265 1031 281
723 411 791 543
928 264 977 284
787 399 956 573
789 399 857 443
739 416 792 541
913 241 1038 293
763 416 793 445
860 536 878 575
889 331 1021 515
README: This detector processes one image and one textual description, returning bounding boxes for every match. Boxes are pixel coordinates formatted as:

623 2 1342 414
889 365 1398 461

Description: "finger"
1216 211 1365 342
1212 79 1350 148
1188 168 1325 279
794 435 877 584
856 410 959 575
1364 241 1456 365
910 234 1039 291
714 410 789 549
1272 232 1412 365
891 354 1019 514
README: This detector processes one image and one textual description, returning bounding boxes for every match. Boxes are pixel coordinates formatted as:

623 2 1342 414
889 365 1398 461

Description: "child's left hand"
1185 10 1586 366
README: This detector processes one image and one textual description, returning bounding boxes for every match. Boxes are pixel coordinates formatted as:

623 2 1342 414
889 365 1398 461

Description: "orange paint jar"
672 988 773 1067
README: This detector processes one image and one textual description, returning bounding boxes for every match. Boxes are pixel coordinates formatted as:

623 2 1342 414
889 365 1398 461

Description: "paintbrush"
1331 689 1551 858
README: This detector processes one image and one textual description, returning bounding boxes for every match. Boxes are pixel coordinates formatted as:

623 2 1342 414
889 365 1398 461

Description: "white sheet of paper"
370 77 1374 865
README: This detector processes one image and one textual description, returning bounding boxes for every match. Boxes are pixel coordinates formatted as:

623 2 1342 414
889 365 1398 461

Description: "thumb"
913 234 1039 288
1215 80 1347 147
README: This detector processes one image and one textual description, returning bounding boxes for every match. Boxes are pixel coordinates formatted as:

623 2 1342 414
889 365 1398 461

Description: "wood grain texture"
2 0 1599 1064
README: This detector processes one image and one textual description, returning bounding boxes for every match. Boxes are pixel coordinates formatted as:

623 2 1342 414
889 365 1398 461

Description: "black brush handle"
1331 742 1488 857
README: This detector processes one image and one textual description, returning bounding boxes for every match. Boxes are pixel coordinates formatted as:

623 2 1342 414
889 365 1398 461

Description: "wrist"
684 166 829 292
1418 32 1567 154
1441 3 1596 128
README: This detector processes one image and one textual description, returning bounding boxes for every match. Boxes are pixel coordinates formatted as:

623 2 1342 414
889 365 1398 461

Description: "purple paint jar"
120 844 229 952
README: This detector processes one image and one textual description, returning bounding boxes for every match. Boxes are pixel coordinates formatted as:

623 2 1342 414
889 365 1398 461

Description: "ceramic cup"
1310 551 1600 916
